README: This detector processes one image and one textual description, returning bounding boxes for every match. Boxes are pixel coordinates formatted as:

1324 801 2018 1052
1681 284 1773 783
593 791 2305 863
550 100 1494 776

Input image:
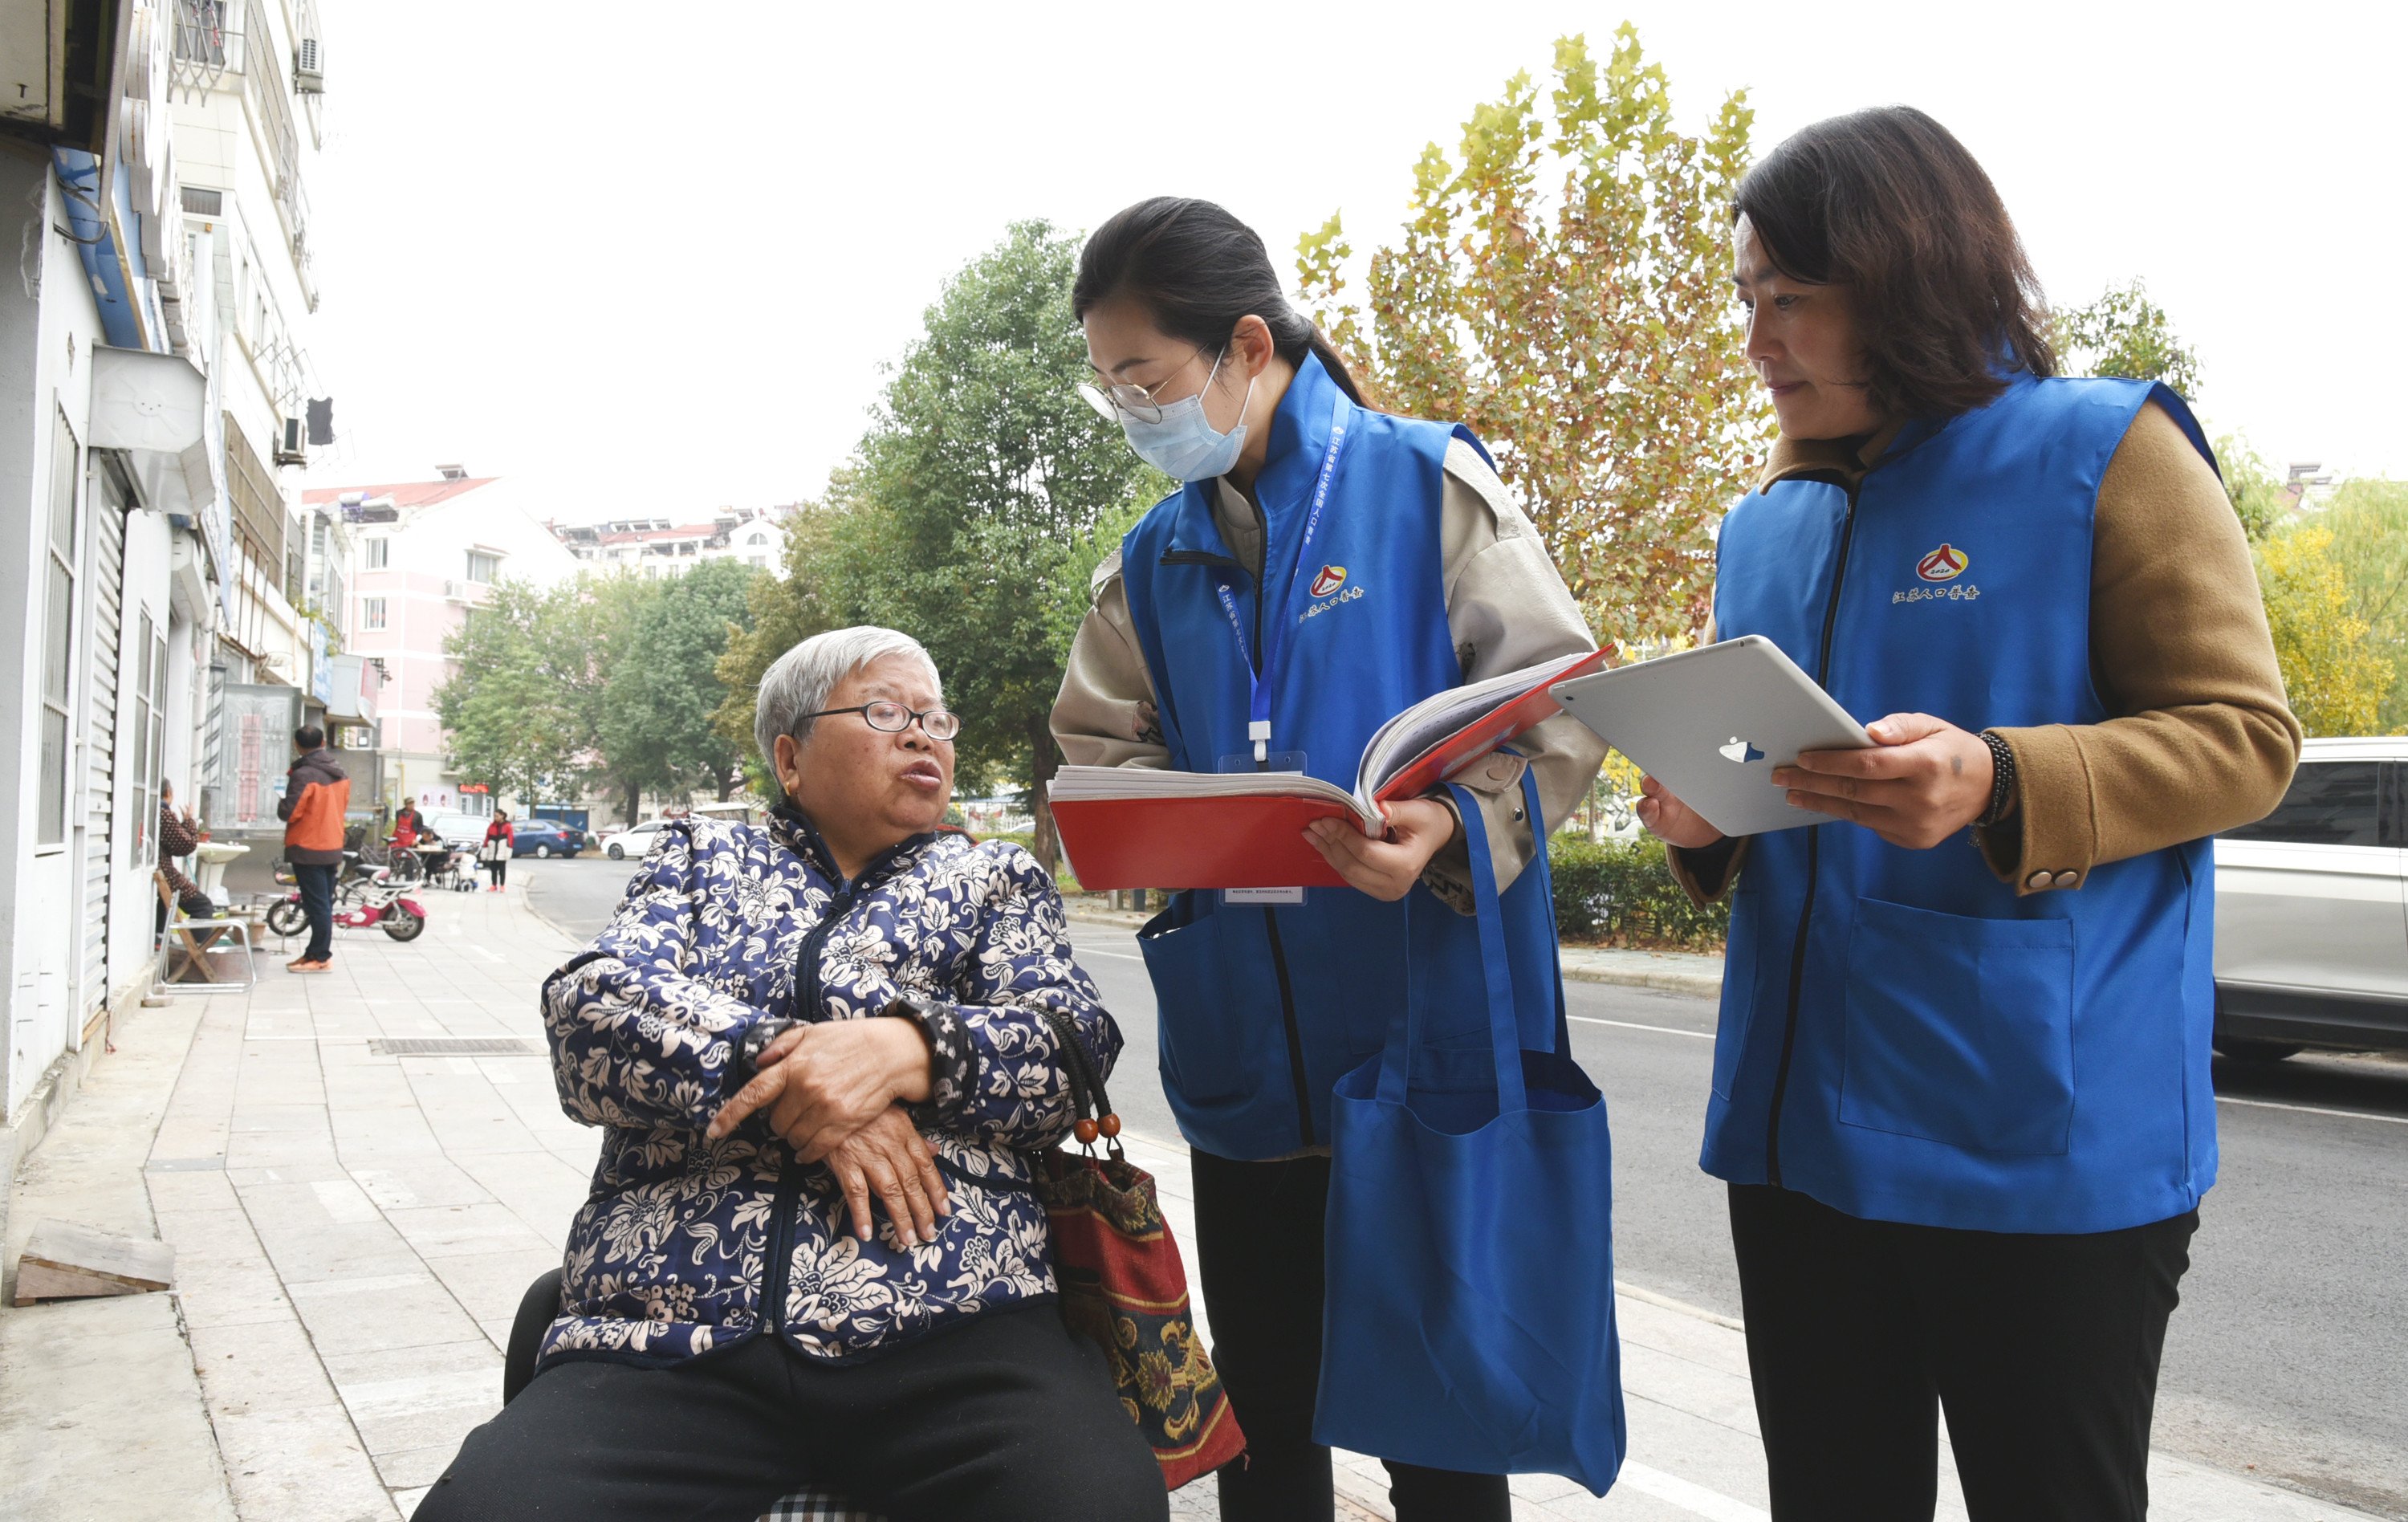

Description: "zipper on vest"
1159 548 1246 570
1243 492 1320 1150
1764 481 1861 1189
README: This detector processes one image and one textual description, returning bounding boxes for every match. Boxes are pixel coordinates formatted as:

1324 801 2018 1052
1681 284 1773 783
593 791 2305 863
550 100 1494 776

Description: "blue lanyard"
1218 391 1351 764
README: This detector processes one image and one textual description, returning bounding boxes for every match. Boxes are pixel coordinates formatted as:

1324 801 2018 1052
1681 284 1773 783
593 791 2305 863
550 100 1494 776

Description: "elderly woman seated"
415 627 1166 1522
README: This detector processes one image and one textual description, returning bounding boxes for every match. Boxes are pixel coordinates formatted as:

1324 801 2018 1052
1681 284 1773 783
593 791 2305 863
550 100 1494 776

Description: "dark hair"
1735 107 2055 420
1073 197 1369 407
295 724 324 750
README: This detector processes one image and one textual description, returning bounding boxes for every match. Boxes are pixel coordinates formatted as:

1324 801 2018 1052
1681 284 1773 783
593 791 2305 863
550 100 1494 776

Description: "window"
464 549 500 583
39 409 79 848
364 536 388 569
2221 762 2382 847
364 597 387 630
748 532 767 546
128 613 165 869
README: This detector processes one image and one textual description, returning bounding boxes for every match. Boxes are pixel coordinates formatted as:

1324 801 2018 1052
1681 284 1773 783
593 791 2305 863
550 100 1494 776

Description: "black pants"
1728 1183 2198 1522
293 861 336 962
413 1304 1165 1522
1190 1149 1511 1522
483 856 507 887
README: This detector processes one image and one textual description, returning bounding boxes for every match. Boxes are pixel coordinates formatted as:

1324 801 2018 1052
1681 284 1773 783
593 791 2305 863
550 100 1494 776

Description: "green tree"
1296 27 1767 642
803 222 1162 870
2055 279 2203 399
2214 433 2289 542
434 581 586 807
2255 525 2392 736
599 558 764 815
2318 478 2408 732
711 491 852 795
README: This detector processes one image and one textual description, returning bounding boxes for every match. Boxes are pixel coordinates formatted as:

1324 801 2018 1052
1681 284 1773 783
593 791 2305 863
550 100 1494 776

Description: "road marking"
1618 1460 1771 1522
1072 946 1145 962
2216 1094 2408 1126
1569 1014 1714 1041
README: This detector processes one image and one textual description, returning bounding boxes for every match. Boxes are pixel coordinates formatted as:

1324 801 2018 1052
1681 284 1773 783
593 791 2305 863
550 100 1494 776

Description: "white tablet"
1549 637 1874 837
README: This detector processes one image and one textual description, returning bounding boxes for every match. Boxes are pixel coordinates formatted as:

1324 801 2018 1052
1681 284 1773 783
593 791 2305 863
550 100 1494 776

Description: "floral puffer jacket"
536 812 1120 1371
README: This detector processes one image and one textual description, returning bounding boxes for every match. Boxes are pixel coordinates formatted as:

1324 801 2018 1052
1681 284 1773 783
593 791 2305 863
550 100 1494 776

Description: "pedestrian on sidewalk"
478 810 513 891
155 779 217 927
1638 107 2300 1522
1052 197 1613 1521
415 627 1164 1522
276 725 349 973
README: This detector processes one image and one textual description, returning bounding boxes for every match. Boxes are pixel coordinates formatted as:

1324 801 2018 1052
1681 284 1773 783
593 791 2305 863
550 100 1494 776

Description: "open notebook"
1047 647 1613 890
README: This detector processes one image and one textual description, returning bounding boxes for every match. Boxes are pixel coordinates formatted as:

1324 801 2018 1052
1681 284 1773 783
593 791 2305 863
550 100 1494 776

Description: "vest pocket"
1138 907 1275 1107
1838 897 2076 1157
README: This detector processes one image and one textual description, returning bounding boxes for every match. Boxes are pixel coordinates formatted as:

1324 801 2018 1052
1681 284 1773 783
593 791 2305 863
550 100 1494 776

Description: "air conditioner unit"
294 37 325 93
275 416 307 466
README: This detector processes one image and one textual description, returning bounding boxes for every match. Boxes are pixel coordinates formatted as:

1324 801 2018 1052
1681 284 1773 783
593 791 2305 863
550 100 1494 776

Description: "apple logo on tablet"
1719 737 1766 764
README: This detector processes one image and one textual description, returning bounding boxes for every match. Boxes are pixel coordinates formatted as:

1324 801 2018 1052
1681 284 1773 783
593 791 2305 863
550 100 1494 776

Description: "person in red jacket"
481 810 515 891
277 726 350 971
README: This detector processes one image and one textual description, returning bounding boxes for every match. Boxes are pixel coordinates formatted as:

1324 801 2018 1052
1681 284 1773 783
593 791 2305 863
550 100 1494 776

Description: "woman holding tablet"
1051 197 1606 1520
1637 109 2298 1520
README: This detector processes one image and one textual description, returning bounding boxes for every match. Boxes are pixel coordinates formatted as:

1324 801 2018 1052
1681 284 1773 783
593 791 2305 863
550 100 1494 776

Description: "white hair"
754 626 941 798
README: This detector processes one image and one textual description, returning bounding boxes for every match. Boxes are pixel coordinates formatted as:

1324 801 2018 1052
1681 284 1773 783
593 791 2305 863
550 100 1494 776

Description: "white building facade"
549 503 794 577
2 0 345 1131
304 470 580 815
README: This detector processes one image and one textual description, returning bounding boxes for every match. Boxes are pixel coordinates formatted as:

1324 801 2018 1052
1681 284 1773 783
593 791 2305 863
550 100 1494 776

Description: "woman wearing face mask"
1050 197 1609 1522
1639 110 2299 1520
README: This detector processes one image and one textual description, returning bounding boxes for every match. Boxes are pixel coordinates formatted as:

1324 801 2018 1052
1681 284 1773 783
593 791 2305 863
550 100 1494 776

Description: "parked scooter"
266 869 428 942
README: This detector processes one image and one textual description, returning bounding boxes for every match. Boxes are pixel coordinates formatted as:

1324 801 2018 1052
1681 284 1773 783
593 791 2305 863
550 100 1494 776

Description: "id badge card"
1218 751 1308 906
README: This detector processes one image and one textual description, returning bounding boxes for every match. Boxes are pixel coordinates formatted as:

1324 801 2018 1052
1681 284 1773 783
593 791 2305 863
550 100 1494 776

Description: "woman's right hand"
821 1106 950 1247
1637 775 1726 850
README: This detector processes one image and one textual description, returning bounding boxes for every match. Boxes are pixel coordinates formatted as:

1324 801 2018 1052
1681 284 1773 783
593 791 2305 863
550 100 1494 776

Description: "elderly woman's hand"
823 1106 950 1245
706 1018 934 1159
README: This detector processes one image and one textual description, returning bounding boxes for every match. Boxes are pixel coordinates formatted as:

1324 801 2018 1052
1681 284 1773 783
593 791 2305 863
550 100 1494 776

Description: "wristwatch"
735 1017 798 1081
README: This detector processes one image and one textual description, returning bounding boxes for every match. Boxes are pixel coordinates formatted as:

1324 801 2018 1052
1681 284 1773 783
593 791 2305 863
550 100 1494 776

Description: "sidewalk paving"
1 887 2373 1521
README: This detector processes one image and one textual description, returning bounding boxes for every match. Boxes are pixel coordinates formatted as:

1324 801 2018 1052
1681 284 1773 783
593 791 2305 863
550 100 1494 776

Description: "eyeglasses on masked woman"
1076 345 1226 425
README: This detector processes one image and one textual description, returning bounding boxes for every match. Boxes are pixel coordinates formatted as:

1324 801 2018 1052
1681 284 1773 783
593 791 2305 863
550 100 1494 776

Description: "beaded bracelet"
1976 730 2018 828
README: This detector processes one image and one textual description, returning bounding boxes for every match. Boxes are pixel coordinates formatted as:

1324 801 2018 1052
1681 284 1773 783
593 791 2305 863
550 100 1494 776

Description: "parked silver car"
2213 737 2408 1060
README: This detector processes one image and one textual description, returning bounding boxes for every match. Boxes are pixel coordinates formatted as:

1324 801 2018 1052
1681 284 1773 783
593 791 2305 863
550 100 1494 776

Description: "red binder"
1048 648 1613 890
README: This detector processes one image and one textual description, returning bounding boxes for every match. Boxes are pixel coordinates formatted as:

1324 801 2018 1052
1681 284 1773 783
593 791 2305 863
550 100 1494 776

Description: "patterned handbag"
1032 1010 1246 1491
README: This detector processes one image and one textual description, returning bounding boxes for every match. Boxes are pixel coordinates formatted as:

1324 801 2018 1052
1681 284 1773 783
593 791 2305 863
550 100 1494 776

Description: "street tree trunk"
1027 717 1061 878
624 778 642 828
716 767 738 802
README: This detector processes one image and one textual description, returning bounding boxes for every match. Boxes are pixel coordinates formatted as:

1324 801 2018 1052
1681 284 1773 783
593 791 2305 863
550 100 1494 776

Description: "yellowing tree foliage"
2255 526 2391 737
1296 28 1769 642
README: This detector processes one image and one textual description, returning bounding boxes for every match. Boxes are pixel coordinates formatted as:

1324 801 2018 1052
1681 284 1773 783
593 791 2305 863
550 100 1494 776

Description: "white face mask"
1117 349 1255 482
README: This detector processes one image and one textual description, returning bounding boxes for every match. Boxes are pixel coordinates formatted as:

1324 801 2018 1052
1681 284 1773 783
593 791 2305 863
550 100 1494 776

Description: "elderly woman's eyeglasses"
803 701 959 743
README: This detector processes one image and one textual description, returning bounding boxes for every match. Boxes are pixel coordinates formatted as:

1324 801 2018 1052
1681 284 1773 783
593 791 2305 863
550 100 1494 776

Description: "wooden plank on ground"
12 1219 177 1304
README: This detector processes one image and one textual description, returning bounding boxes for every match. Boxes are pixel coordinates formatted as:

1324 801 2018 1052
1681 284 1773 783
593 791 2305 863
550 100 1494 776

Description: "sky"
299 1 2406 523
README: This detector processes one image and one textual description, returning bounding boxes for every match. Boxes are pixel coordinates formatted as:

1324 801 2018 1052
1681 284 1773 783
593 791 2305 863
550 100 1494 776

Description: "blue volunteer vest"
1119 354 1562 1160
1705 372 2220 1233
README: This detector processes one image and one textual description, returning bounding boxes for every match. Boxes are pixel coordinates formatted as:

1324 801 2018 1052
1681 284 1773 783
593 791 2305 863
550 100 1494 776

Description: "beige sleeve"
1048 550 1173 771
1420 439 1609 913
1977 401 2302 893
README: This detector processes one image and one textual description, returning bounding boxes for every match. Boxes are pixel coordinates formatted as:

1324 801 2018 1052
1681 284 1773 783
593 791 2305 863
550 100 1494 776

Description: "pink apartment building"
302 469 579 815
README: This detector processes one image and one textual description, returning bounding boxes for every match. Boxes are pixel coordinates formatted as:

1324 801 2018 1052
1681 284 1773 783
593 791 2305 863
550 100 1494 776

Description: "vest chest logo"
1298 564 1365 624
1915 543 1969 582
1892 542 1983 606
1309 564 1348 597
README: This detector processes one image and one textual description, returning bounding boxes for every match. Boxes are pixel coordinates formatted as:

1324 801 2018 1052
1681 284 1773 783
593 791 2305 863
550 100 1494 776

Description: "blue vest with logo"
1706 374 2220 1234
1119 355 1562 1160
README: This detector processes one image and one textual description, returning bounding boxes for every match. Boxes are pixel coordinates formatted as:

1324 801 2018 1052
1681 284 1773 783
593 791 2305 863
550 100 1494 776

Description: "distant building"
302 471 580 815
547 503 795 578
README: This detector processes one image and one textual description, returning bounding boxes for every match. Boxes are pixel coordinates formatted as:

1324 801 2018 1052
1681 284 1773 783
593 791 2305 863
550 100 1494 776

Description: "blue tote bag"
1313 773 1625 1495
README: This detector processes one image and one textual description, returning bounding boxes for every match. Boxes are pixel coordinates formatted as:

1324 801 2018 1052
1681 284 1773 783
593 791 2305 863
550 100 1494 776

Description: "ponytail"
1075 197 1369 409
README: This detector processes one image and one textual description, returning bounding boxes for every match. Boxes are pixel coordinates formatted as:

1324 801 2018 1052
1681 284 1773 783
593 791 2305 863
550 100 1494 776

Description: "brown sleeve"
1977 401 2302 893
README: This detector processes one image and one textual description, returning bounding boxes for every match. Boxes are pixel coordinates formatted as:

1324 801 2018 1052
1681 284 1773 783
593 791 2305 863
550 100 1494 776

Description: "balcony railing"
169 0 244 100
